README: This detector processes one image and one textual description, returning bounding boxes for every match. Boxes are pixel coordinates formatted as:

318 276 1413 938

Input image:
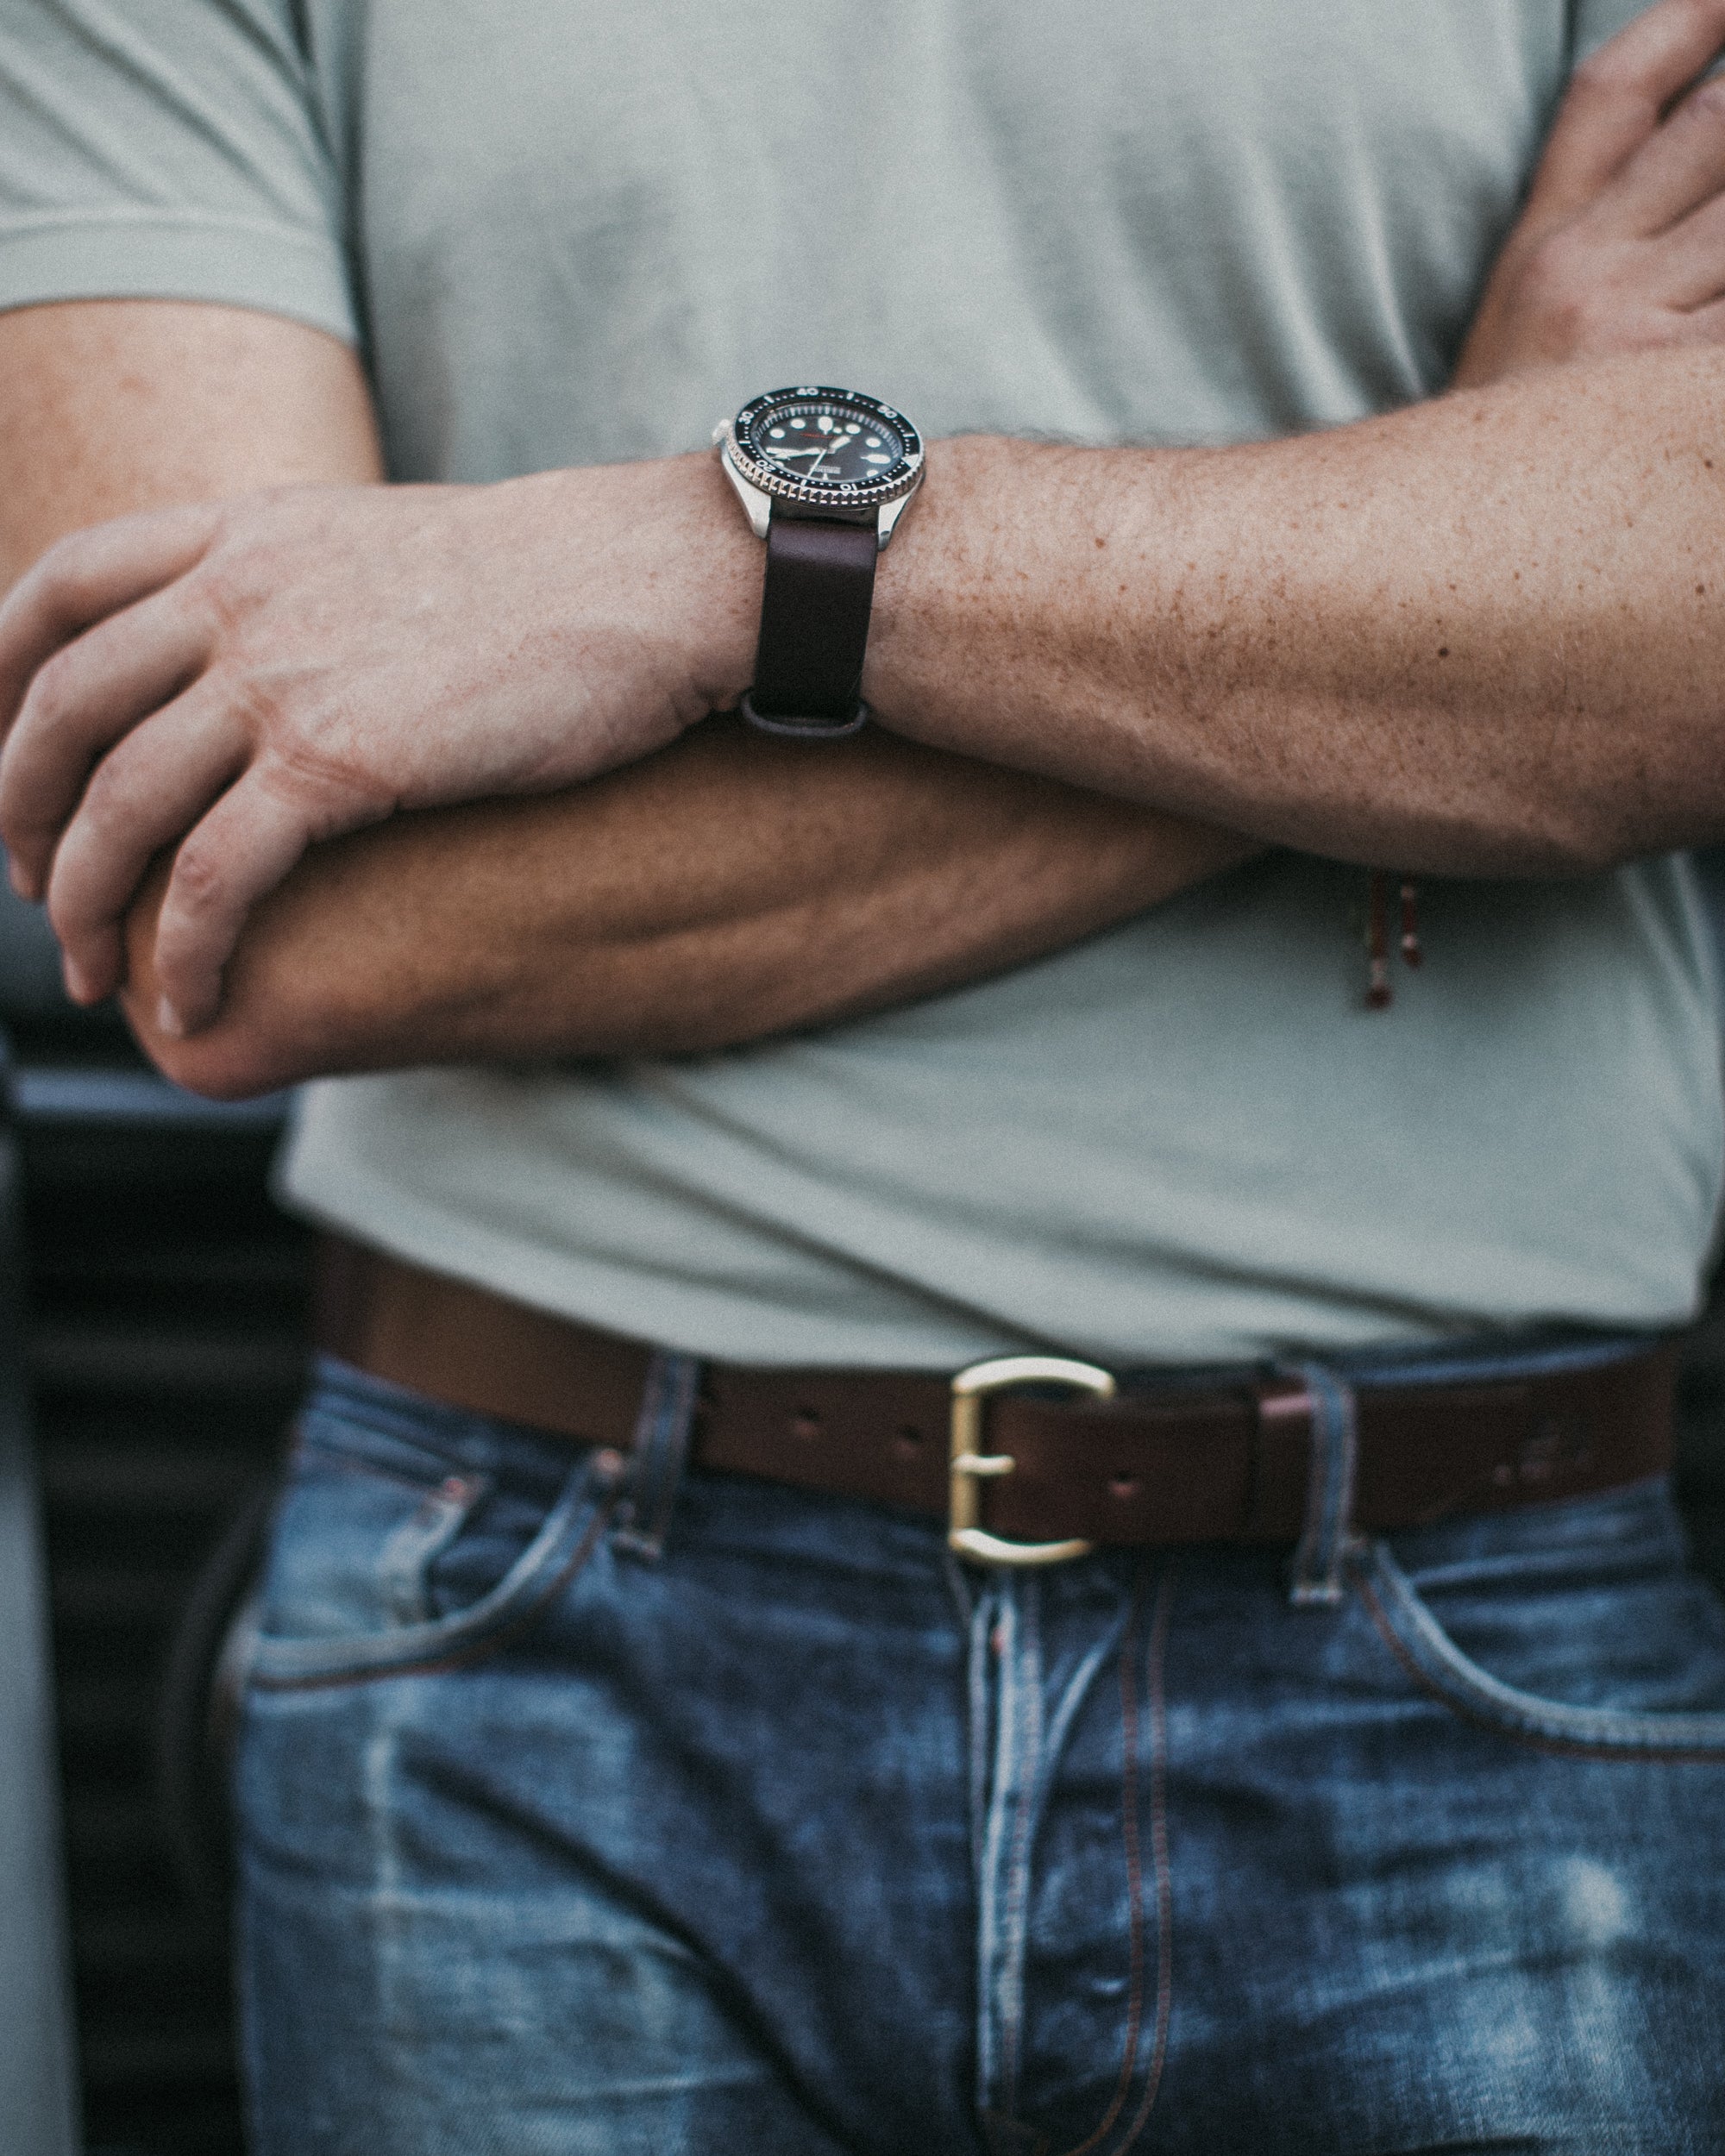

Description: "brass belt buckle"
949 1355 1117 1567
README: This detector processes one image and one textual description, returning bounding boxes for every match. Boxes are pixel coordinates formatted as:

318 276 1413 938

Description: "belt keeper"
1246 1377 1317 1541
610 1350 701 1561
1284 1362 1360 1608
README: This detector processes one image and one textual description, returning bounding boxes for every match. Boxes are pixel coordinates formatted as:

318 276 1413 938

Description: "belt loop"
611 1350 701 1562
1284 1359 1358 1608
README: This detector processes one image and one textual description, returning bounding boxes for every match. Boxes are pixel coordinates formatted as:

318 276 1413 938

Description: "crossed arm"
0 302 1255 1089
6 0 1725 1096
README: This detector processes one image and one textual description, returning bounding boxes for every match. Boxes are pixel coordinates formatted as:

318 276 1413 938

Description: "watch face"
728 385 923 510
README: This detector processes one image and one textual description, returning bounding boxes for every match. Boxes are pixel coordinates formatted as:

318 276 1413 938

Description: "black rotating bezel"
727 385 925 512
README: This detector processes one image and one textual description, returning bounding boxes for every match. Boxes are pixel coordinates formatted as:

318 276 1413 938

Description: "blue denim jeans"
235 1351 1725 2154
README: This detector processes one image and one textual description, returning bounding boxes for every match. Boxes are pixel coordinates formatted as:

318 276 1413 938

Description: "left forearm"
121 721 1253 1097
867 347 1725 877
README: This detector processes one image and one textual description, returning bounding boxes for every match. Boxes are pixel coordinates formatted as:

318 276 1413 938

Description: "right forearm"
123 717 1256 1098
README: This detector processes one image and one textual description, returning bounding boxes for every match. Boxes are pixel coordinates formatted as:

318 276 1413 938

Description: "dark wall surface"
1 880 308 2156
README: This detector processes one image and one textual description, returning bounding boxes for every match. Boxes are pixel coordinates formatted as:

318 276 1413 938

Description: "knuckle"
1688 76 1725 127
212 664 288 743
20 643 81 729
218 687 384 830
187 518 270 634
74 751 136 830
188 558 251 639
170 839 229 915
266 731 391 824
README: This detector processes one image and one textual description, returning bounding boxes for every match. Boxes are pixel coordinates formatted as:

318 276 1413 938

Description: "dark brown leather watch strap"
742 512 878 736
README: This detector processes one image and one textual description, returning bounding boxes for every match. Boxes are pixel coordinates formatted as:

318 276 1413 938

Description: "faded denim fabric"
235 1356 1725 2155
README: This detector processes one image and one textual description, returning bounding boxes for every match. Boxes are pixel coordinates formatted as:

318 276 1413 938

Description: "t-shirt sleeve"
0 0 355 343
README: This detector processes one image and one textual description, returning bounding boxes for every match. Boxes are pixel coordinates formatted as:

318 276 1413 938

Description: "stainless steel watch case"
712 384 925 548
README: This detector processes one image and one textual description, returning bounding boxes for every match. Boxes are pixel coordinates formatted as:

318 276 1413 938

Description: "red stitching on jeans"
1052 1568 1177 2156
1358 1567 1725 1764
1000 1592 1045 2105
1053 1576 1150 2156
1110 1569 1176 2154
250 1491 618 1694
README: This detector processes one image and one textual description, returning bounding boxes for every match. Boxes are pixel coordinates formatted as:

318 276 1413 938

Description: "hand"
0 453 756 1032
1455 0 1725 387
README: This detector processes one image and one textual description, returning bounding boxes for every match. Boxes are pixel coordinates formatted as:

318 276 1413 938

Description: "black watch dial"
751 399 903 485
729 385 923 510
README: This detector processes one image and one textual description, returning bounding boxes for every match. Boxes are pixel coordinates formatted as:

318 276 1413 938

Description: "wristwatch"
715 385 925 737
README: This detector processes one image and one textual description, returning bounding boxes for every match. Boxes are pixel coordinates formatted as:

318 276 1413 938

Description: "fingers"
1600 72 1725 238
1647 183 1725 304
42 682 249 1004
0 588 213 899
148 771 324 1035
1671 286 1725 340
0 500 220 736
1527 0 1725 223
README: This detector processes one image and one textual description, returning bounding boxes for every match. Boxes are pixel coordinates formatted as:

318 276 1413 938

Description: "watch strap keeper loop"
738 689 869 739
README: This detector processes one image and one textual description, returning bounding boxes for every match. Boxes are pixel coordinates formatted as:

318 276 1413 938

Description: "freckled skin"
9 0 1725 1088
869 364 1725 879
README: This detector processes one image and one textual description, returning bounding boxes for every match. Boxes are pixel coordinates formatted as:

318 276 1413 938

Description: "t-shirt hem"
274 1144 1019 1374
278 1122 1680 1375
0 212 357 345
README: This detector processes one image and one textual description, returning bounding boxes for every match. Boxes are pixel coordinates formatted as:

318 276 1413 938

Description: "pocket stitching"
1353 1539 1725 1762
249 1470 617 1693
289 1434 455 1499
378 1470 492 1626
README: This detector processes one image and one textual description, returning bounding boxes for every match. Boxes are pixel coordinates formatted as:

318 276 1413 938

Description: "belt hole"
791 1407 823 1441
894 1424 924 1455
1109 1473 1139 1501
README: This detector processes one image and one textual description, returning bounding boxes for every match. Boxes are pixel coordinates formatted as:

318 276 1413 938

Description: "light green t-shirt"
2 0 1717 1367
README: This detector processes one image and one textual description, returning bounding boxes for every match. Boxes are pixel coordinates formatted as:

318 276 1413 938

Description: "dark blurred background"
0 874 308 2156
3 864 1725 2156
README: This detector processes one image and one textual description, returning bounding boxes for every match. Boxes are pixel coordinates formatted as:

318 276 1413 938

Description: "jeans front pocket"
248 1376 620 1692
1353 1478 1725 1758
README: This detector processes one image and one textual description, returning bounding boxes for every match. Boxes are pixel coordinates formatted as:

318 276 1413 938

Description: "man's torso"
3 0 1712 1365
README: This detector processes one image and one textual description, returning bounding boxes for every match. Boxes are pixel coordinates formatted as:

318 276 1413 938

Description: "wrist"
862 433 1051 748
662 448 762 717
524 452 760 733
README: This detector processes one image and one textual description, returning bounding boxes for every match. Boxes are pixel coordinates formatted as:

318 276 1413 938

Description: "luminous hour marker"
845 423 861 433
865 436 881 446
864 454 891 466
769 426 785 437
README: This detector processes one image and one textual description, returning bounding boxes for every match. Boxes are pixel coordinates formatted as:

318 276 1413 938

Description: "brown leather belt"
314 1238 1676 1560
